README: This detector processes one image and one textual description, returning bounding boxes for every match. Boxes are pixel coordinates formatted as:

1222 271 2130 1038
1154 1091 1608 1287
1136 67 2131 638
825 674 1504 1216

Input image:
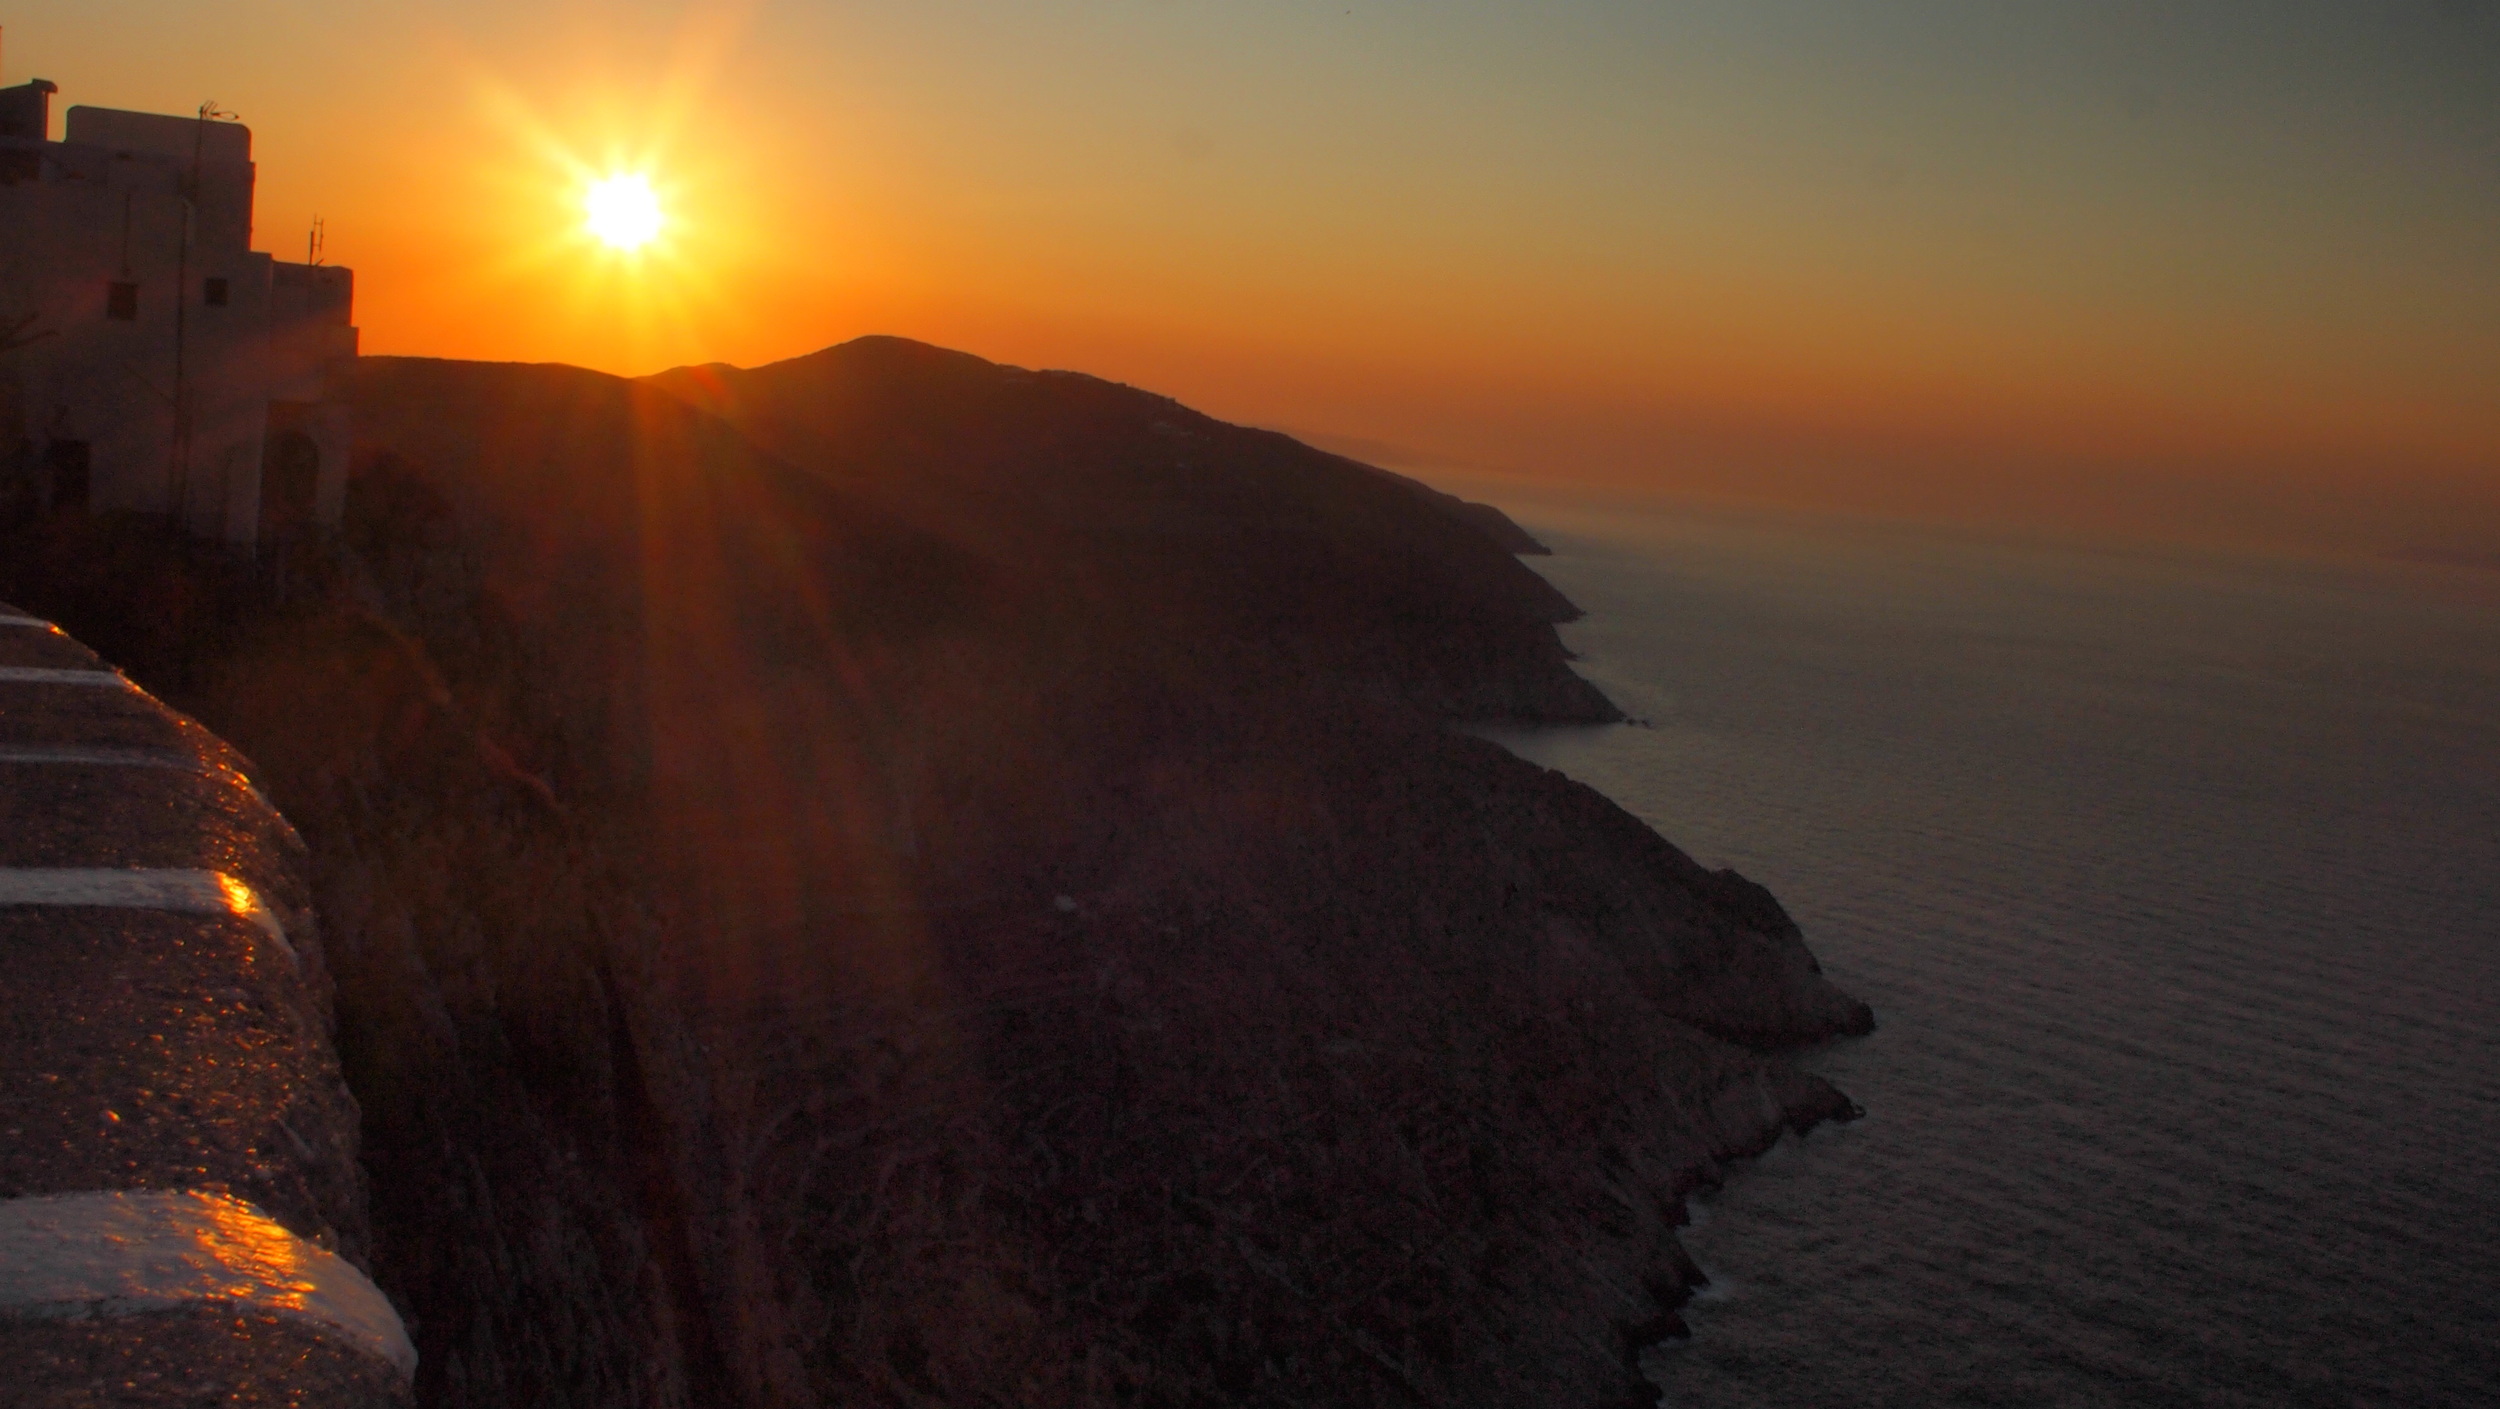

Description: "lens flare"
586 174 663 250
462 41 769 368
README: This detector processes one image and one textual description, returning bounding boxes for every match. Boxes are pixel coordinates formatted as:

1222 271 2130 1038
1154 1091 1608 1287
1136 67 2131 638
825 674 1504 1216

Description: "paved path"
0 606 413 1406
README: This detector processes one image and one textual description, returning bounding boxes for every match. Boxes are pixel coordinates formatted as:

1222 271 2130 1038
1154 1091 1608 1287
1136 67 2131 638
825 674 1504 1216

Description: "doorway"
43 439 89 512
258 427 319 545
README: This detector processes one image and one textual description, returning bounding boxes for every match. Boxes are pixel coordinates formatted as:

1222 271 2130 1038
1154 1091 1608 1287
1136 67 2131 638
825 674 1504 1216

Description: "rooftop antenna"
307 216 325 268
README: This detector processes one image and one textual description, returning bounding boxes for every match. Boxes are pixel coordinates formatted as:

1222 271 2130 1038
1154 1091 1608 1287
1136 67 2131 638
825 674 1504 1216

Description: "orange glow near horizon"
9 3 2495 560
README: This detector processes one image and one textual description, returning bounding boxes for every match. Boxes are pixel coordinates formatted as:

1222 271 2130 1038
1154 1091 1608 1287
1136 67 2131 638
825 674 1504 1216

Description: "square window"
204 276 228 307
107 281 138 320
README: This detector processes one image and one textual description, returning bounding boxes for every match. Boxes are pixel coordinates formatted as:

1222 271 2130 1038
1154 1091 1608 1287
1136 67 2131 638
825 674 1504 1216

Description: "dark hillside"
643 338 1609 723
1 341 1866 1409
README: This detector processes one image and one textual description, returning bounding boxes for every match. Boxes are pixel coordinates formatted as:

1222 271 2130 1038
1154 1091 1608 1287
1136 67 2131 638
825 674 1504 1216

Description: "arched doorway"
259 428 319 544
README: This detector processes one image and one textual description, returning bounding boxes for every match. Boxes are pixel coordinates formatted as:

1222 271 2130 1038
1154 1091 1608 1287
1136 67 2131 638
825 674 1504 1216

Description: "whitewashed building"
1 62 356 552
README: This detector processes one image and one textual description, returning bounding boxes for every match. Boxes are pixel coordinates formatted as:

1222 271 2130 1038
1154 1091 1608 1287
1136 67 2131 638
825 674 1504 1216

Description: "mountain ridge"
0 335 1869 1408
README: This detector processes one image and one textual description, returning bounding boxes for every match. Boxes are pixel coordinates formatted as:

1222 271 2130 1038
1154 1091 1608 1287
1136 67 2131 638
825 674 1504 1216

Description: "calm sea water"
1470 497 2500 1408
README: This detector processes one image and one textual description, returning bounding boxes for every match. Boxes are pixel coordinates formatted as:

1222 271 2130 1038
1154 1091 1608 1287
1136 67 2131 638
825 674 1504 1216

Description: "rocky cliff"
0 336 1869 1408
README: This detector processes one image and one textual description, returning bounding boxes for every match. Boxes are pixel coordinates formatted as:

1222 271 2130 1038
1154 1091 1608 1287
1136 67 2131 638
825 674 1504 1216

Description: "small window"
204 276 229 307
106 282 138 321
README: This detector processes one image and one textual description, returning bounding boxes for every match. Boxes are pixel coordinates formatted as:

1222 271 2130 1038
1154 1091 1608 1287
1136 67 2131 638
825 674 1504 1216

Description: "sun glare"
586 174 663 250
470 63 762 365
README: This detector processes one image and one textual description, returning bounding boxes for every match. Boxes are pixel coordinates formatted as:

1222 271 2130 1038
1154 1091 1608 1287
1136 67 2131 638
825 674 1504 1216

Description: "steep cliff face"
0 338 1868 1408
686 690 1869 1409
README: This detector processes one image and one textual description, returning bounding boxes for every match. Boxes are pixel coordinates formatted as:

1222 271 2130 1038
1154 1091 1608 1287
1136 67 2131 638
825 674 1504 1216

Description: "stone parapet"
0 605 410 1406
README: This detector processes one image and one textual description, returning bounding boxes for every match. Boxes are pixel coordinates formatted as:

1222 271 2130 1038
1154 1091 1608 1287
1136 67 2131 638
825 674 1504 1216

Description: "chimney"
0 30 60 141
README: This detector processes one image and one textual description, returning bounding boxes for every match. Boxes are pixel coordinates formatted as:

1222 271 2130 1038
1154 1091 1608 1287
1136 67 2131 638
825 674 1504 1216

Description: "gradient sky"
8 2 2497 558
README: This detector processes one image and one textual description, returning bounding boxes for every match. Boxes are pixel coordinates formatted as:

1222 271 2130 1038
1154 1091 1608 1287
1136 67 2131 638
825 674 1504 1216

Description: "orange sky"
8 3 2497 561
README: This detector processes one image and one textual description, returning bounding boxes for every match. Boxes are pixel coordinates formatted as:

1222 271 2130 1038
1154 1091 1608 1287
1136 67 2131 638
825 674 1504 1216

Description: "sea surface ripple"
1473 500 2500 1407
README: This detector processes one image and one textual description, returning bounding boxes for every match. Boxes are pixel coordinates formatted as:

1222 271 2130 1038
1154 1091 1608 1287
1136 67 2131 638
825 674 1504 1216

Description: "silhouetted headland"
1 335 1870 1408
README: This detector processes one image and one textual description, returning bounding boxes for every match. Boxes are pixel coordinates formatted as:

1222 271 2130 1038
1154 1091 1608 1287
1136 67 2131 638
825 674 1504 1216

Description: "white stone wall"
0 98 356 553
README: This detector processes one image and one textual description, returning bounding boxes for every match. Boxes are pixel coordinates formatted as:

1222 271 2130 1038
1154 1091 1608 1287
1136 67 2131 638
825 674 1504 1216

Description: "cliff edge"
0 336 1869 1409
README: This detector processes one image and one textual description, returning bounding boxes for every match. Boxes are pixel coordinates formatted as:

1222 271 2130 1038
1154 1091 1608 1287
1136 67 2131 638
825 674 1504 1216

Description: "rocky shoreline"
1 336 1869 1407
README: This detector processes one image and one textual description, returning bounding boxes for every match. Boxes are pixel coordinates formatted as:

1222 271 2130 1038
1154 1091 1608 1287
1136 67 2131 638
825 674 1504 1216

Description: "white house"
1 59 356 553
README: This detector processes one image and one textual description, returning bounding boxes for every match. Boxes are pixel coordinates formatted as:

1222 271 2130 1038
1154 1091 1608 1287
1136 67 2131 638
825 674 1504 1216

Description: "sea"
1464 493 2500 1408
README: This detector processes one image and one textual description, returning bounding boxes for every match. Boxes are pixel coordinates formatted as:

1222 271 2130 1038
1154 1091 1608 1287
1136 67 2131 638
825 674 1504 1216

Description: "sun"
585 173 663 250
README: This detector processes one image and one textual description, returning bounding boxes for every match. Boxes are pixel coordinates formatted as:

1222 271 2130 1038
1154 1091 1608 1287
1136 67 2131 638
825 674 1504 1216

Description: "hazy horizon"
8 2 2495 562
